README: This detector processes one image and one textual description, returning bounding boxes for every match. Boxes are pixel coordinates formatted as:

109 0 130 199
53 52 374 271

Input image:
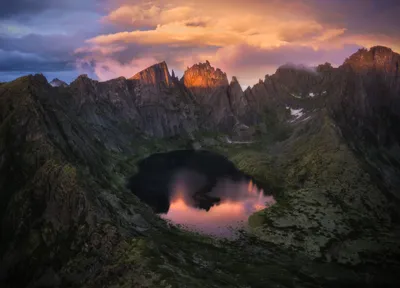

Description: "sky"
1 0 399 87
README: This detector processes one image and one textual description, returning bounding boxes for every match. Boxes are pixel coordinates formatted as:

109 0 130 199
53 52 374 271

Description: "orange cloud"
104 4 196 27
76 0 400 84
94 1 345 49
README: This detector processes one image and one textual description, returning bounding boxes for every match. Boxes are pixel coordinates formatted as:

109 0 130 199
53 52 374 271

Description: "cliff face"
183 61 235 130
130 61 173 102
329 46 400 201
130 61 172 86
66 62 200 140
227 77 253 124
344 46 400 74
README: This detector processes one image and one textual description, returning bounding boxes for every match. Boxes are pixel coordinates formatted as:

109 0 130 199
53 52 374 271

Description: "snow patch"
225 137 253 144
309 92 315 97
290 93 302 99
290 108 304 119
299 116 312 122
50 79 67 87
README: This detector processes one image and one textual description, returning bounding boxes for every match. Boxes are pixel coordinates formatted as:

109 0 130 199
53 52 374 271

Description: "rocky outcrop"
273 64 321 96
130 61 172 97
131 61 171 83
183 61 235 130
344 46 400 74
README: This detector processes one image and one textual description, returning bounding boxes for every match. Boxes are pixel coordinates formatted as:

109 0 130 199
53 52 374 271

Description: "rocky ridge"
1 46 400 287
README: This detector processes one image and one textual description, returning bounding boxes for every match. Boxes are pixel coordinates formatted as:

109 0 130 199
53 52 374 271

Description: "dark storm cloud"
0 0 54 19
0 34 80 59
0 0 107 20
309 0 400 36
222 44 362 68
0 49 74 72
0 0 107 82
0 33 85 75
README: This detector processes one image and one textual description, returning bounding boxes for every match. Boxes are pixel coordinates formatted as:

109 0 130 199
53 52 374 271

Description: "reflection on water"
127 150 276 238
161 174 276 238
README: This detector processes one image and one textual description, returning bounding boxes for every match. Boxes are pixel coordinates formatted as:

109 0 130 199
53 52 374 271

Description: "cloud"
2 0 400 85
75 42 220 81
0 0 106 82
0 0 107 20
104 4 196 28
0 49 74 73
77 57 160 81
74 0 366 84
0 33 85 80
172 44 362 86
0 0 54 19
0 34 80 58
94 1 345 49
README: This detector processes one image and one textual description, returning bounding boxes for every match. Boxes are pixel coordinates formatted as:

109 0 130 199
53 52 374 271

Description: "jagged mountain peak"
77 74 89 79
70 74 97 87
182 60 234 129
276 63 318 75
229 76 243 93
316 62 334 73
131 61 169 76
7 73 48 87
344 46 399 71
231 76 239 84
370 45 394 56
50 78 68 87
31 73 47 82
130 61 171 86
183 61 228 88
185 60 226 75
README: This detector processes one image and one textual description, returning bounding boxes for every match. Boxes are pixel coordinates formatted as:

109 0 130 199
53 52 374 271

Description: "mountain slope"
329 46 400 202
1 47 400 287
1 73 392 288
249 109 400 266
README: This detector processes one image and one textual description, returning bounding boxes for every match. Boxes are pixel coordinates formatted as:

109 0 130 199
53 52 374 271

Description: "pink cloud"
80 57 160 81
75 0 400 85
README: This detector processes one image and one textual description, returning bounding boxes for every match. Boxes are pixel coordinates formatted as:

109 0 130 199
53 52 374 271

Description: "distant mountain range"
0 46 400 287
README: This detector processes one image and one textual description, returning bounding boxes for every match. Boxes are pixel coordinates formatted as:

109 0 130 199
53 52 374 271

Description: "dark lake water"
128 150 275 238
